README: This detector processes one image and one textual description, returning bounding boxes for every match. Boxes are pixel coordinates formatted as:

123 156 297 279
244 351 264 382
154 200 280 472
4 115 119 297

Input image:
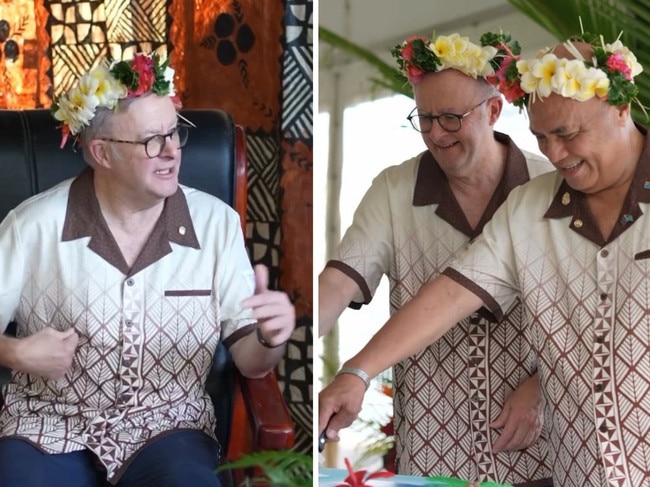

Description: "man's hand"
319 373 367 442
15 327 79 381
242 264 295 347
490 373 544 451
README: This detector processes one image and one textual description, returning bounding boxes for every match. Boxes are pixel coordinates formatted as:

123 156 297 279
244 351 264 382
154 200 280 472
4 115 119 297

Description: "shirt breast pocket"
164 290 212 297
634 250 650 260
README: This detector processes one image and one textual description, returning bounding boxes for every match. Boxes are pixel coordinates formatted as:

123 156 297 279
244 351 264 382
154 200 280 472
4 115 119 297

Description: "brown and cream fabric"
446 127 650 487
0 169 256 483
327 133 553 484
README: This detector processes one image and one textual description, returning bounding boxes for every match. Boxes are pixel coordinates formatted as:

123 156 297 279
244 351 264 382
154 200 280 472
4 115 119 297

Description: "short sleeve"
215 210 256 347
0 211 26 332
329 169 397 307
447 185 524 320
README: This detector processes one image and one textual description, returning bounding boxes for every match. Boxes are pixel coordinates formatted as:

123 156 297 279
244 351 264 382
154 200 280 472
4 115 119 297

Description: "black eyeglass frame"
98 124 191 158
406 98 489 133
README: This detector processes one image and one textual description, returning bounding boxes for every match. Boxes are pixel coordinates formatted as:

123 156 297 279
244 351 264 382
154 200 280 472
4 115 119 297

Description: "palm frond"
319 26 412 98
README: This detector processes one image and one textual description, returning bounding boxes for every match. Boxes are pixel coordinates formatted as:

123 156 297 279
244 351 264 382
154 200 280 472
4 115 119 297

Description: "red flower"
406 65 425 84
59 124 70 149
606 53 632 80
130 54 155 96
335 458 395 487
401 35 425 62
379 418 394 437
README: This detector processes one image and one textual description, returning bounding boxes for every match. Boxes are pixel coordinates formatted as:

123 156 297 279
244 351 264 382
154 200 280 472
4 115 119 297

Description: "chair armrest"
227 370 294 458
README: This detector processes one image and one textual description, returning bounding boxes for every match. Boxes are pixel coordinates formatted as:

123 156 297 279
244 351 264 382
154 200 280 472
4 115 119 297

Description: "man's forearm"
230 332 286 378
344 275 483 378
0 334 20 370
318 267 360 337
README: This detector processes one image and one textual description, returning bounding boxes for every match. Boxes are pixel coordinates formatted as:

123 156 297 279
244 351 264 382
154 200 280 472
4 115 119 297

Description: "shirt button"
123 359 132 367
596 335 605 344
595 383 604 393
126 278 135 286
599 423 608 433
601 249 609 258
573 219 583 228
469 358 480 366
125 319 133 327
600 293 608 301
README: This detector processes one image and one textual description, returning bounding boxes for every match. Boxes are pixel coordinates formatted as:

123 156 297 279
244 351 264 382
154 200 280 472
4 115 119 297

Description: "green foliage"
319 26 412 98
110 60 139 91
217 450 313 487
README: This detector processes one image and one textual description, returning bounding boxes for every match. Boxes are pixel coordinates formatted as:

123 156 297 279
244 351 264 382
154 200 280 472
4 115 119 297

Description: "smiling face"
412 69 501 177
528 92 630 195
91 93 182 209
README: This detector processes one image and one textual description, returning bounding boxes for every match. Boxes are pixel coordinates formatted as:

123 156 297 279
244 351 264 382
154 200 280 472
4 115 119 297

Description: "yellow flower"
575 67 609 101
530 54 560 98
552 59 584 98
86 66 127 107
431 35 457 60
432 34 495 79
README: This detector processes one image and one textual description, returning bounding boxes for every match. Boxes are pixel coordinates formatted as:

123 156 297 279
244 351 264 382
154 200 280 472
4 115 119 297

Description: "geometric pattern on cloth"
393 307 549 483
277 315 313 405
246 133 280 222
245 220 281 286
277 314 313 454
278 0 313 457
281 46 313 140
283 0 313 48
286 401 312 455
452 168 650 487
47 0 168 96
333 154 552 482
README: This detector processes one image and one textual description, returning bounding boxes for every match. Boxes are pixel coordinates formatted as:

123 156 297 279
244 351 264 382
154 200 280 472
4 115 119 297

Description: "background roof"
319 0 557 107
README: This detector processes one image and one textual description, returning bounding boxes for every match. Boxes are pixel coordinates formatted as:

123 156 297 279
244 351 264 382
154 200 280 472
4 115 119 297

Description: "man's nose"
544 138 568 164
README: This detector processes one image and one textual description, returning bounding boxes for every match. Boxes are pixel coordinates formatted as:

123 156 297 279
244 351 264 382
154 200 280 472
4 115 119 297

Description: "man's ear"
616 102 632 126
487 95 503 126
87 139 113 169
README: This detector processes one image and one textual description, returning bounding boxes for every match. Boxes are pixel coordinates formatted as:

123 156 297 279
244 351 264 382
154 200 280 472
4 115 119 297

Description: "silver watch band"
336 366 371 390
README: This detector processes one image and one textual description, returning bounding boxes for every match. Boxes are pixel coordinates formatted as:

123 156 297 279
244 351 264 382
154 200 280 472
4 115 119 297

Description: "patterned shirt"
328 133 553 485
0 169 256 483
446 126 650 487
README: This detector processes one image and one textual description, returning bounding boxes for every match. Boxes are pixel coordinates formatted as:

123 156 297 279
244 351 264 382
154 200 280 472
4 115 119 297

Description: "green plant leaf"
217 450 313 487
319 26 412 98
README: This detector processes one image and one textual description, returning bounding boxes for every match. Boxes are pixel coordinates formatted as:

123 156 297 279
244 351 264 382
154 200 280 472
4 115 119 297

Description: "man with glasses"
321 32 650 486
319 33 553 486
0 53 295 487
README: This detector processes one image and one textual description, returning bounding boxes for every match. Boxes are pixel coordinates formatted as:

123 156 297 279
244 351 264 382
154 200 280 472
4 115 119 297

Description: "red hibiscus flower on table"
336 458 395 487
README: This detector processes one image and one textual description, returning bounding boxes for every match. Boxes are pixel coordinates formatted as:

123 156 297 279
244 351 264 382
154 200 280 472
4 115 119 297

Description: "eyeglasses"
406 99 489 133
99 125 190 158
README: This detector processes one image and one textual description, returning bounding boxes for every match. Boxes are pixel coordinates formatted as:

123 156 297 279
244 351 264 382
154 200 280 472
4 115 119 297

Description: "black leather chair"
0 108 294 480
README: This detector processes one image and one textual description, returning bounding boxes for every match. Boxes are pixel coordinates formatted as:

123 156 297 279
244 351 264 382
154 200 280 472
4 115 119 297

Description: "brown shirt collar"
62 168 200 276
412 131 532 238
544 123 650 247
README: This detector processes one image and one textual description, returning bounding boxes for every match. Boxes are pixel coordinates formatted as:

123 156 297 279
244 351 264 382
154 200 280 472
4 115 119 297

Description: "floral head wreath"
487 30 644 110
51 52 179 148
391 31 521 89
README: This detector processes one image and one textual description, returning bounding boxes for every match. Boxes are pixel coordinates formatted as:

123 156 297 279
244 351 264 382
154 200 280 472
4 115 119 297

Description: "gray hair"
79 97 140 165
